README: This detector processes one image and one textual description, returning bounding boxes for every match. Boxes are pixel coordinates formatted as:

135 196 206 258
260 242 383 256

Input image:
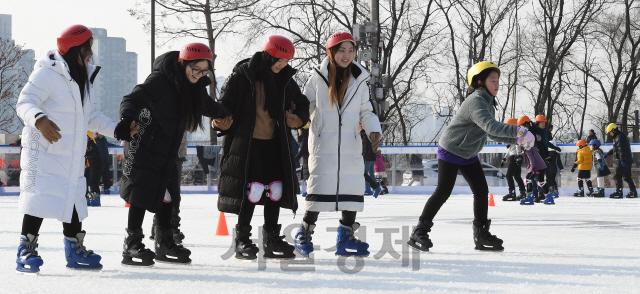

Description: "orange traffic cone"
488 193 495 207
216 212 229 236
125 202 130 207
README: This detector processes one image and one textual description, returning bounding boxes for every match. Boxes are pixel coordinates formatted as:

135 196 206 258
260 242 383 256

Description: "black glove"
545 157 551 163
114 118 134 141
571 163 577 173
500 160 505 168
515 157 523 165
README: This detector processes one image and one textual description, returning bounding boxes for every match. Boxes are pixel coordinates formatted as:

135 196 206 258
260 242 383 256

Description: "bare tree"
0 38 27 134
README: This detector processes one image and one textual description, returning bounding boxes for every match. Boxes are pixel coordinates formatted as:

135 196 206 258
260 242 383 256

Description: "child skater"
589 139 610 197
519 134 555 205
571 139 593 197
501 118 526 201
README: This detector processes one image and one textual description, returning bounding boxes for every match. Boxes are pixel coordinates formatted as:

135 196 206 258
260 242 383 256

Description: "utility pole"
353 0 391 124
151 0 155 71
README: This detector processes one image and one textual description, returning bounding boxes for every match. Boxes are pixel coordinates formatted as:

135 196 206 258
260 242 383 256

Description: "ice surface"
1 194 638 293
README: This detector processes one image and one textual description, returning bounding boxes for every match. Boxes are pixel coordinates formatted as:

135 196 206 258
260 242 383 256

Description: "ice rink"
1 193 639 293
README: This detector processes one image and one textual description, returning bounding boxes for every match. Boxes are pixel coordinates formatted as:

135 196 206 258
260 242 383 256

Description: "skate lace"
19 240 39 258
71 241 94 258
344 231 361 244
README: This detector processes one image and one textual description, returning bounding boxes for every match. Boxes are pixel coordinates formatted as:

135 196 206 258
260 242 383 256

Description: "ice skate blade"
121 257 155 267
121 262 155 268
154 259 192 265
235 253 257 261
335 253 370 257
264 255 296 260
66 265 103 271
407 240 430 252
15 270 39 275
475 245 504 252
154 256 191 265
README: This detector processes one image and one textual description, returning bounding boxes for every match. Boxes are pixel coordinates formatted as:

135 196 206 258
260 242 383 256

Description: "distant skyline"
3 1 246 84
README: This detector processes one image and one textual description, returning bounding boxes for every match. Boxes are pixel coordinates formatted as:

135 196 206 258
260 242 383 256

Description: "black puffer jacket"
607 130 633 165
217 53 310 215
119 51 228 212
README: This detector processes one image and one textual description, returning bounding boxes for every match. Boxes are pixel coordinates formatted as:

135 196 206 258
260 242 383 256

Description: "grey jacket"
440 88 517 159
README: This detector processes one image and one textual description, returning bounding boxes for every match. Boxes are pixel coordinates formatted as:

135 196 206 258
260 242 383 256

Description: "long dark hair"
178 59 211 132
327 46 352 106
62 37 92 104
252 51 281 118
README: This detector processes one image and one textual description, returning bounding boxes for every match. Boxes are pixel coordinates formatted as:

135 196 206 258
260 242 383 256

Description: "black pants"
420 159 488 223
237 138 284 230
21 206 82 238
614 163 636 189
101 158 112 189
364 172 379 189
526 170 550 194
303 210 357 227
85 156 103 193
506 161 525 192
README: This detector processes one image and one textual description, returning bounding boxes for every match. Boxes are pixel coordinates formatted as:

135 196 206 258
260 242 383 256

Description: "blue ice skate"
102 188 111 194
372 186 382 198
520 193 535 205
336 222 369 256
88 192 101 207
364 188 373 196
16 234 44 274
64 231 103 270
543 193 555 205
294 222 315 257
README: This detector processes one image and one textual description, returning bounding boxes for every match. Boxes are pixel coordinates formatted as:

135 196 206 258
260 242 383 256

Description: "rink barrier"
1 143 639 196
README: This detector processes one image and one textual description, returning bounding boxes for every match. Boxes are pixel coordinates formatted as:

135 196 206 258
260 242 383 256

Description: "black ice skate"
502 191 517 201
573 189 585 197
472 220 504 251
517 190 527 200
625 190 638 198
408 220 434 252
591 188 605 198
154 226 191 264
172 208 185 244
586 188 594 197
122 228 156 267
235 224 259 260
609 188 624 199
262 224 296 260
534 192 546 203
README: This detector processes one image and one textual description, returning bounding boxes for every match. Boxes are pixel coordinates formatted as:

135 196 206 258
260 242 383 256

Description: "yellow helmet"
467 61 501 88
87 130 94 137
606 123 617 133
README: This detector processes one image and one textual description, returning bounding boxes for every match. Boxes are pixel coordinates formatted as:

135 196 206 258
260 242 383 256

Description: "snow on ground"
0 193 639 293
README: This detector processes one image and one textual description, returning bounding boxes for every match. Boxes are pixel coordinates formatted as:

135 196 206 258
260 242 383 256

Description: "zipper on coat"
240 67 257 212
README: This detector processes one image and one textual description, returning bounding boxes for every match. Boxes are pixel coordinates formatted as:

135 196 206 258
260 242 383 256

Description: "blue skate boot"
16 234 44 274
102 187 111 194
88 192 101 207
543 193 555 205
294 222 315 257
372 186 382 198
64 231 103 270
336 222 369 256
520 193 535 205
364 188 373 196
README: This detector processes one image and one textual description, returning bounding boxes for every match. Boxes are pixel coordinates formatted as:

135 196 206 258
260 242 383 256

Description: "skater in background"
215 35 309 260
85 131 103 206
361 126 381 196
604 123 637 198
15 25 128 273
94 132 113 194
407 61 534 253
589 139 610 197
374 150 389 195
571 139 593 197
118 42 230 267
586 129 597 143
546 140 563 197
295 123 310 196
519 137 554 205
294 32 382 258
501 118 526 201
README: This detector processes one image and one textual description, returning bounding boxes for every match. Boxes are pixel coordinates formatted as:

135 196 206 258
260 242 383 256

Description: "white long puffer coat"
16 50 117 222
303 58 382 212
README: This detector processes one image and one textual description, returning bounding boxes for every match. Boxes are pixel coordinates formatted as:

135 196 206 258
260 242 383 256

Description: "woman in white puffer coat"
14 25 137 274
293 32 382 257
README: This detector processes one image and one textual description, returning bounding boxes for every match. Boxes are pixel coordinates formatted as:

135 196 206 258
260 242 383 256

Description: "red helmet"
263 35 295 59
517 115 531 126
57 25 93 55
326 32 356 50
179 43 213 61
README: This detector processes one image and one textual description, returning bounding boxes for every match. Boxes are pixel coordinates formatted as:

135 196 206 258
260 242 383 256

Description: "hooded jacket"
217 52 310 215
575 147 593 171
16 50 117 222
607 130 633 165
119 51 228 213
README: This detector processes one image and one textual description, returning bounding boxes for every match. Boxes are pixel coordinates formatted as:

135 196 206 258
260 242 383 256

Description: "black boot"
534 191 546 203
609 188 624 199
263 224 296 259
408 220 433 252
502 191 517 201
235 224 259 260
517 189 527 200
122 228 156 267
625 189 638 198
574 189 585 197
171 208 185 244
472 220 503 251
154 226 191 264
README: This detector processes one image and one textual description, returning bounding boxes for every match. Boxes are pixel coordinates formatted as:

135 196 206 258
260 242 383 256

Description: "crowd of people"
11 24 637 275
